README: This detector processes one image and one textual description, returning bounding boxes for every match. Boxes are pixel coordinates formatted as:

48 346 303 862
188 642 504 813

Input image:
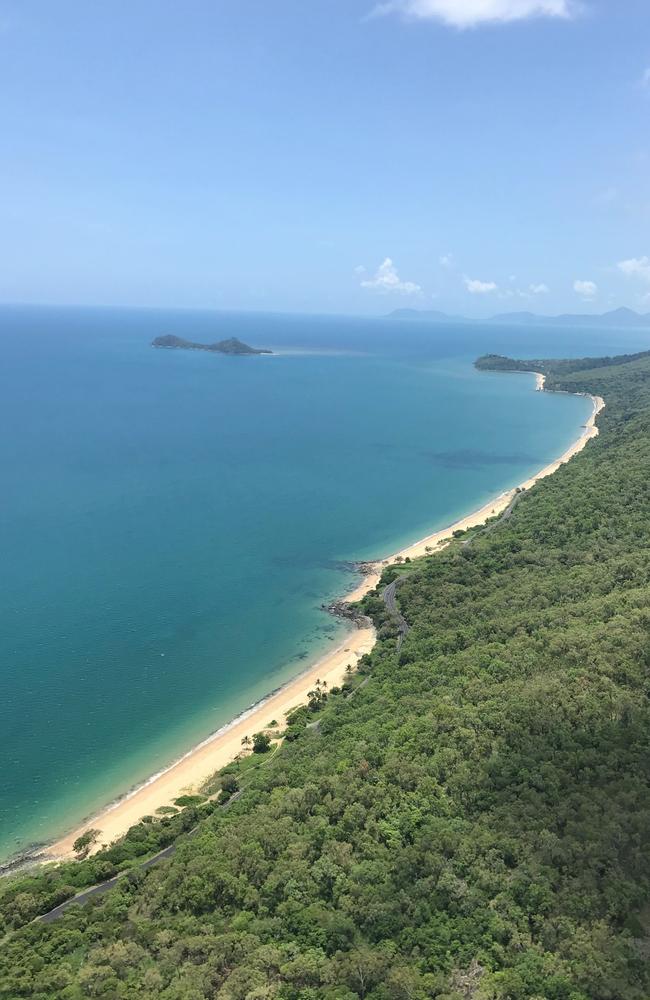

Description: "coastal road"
38 841 180 923
37 789 246 924
380 490 525 648
462 489 523 548
383 578 410 649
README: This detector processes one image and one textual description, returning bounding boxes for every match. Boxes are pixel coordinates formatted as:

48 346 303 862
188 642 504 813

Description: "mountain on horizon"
386 306 650 328
386 308 465 323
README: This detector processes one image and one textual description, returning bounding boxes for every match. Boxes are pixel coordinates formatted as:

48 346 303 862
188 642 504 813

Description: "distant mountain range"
387 307 650 328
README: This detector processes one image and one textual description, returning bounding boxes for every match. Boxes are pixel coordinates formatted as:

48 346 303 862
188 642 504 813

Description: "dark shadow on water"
423 448 541 469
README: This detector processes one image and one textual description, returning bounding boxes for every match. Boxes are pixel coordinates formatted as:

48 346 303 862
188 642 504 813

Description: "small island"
152 335 272 355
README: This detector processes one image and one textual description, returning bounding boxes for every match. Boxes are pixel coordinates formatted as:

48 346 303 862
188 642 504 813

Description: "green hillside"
2 350 650 1000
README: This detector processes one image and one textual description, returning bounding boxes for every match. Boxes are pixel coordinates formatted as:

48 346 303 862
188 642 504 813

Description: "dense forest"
2 349 650 999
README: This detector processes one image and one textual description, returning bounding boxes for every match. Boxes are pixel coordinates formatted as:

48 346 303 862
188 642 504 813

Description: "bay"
1 305 646 860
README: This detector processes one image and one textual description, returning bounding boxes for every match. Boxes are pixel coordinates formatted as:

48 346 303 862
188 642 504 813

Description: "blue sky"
1 0 649 316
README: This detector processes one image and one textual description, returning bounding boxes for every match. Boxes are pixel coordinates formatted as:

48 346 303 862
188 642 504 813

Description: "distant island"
387 306 650 328
388 308 466 323
152 335 272 355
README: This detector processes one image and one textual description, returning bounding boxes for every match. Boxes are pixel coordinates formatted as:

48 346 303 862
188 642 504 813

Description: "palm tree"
241 735 252 749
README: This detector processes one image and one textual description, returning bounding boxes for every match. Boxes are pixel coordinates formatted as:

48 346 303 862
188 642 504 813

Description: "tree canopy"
2 349 650 999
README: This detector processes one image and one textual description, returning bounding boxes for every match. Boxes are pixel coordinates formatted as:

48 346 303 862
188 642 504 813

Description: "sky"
1 0 649 317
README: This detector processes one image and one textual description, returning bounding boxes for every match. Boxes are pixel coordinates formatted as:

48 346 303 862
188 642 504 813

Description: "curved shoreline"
346 373 604 594
43 374 604 862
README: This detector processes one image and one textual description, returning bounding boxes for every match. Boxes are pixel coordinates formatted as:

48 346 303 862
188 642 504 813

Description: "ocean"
1 305 648 861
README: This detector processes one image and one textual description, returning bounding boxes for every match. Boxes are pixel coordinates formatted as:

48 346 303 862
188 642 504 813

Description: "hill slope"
2 350 650 999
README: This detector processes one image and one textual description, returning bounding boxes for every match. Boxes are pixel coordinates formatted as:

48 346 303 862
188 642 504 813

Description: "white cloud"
617 256 650 283
642 67 650 88
354 264 367 275
360 257 422 295
439 253 454 267
372 0 576 29
573 279 598 298
529 282 549 294
464 276 498 294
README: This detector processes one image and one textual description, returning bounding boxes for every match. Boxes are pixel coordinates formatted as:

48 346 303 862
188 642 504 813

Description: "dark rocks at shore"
356 560 380 576
325 600 372 627
0 848 50 878
328 559 380 576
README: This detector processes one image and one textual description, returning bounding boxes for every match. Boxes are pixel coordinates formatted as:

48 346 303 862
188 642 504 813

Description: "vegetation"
252 732 273 754
72 829 100 860
151 335 272 355
173 795 206 808
220 774 240 795
475 349 650 378
2 349 650 998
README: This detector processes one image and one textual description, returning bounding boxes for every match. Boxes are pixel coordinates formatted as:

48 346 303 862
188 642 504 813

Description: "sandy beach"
46 375 604 861
345 377 604 599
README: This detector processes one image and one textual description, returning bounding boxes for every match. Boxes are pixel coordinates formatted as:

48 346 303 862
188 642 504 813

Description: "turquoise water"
1 306 647 861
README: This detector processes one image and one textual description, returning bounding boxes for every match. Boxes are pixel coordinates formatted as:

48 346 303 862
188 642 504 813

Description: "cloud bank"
372 0 576 28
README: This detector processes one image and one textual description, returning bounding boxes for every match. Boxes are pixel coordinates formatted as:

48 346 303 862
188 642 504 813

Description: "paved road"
383 578 410 649
38 841 180 923
463 490 522 548
37 790 245 924
381 490 524 649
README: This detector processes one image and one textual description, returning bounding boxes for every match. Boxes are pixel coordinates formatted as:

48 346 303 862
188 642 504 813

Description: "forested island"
152 334 272 355
3 348 650 998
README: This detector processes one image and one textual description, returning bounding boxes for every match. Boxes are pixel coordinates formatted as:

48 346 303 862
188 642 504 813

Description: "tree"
221 772 239 794
252 732 272 753
73 828 100 859
308 688 327 712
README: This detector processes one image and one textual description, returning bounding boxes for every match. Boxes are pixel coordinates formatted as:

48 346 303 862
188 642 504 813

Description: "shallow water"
1 306 647 859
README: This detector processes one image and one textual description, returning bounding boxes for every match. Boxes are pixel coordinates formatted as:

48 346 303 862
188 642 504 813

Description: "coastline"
45 374 605 862
344 375 604 600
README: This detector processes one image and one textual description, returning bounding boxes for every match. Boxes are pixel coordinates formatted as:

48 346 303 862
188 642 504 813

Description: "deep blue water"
1 306 648 860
